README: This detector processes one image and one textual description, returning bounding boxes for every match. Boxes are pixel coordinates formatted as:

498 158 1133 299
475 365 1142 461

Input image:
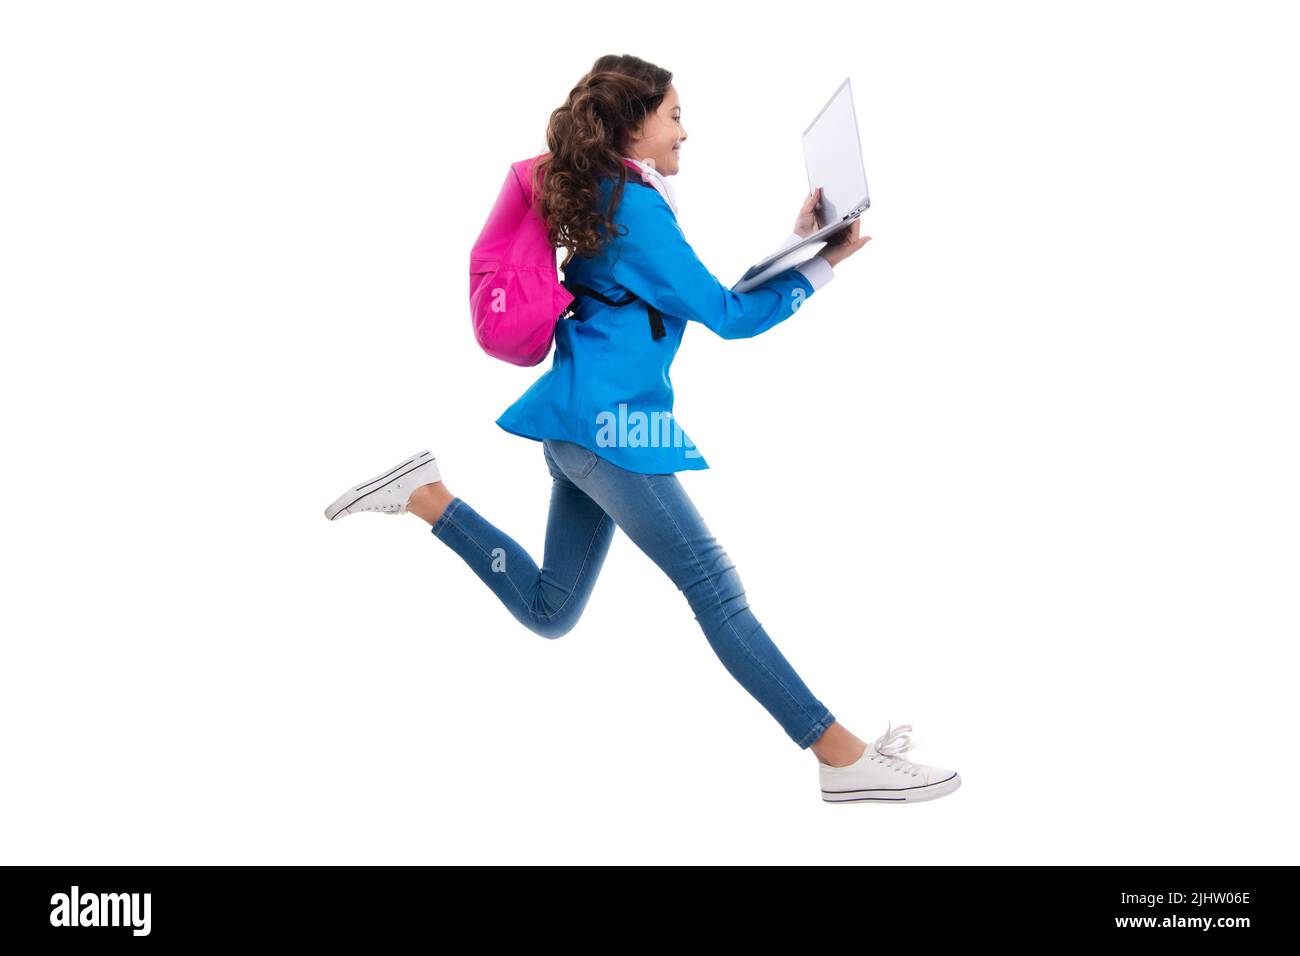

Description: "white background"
2 1 1296 864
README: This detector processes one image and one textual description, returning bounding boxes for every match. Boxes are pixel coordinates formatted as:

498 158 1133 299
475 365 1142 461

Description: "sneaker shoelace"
873 720 925 776
360 488 404 514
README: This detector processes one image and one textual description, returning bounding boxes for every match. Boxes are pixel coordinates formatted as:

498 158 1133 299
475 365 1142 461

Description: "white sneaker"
819 721 961 804
323 450 441 520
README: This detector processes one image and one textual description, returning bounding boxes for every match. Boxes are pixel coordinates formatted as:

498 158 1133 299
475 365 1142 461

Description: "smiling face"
623 84 687 175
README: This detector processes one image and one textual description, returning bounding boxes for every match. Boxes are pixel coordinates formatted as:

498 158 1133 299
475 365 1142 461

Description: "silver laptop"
732 77 870 292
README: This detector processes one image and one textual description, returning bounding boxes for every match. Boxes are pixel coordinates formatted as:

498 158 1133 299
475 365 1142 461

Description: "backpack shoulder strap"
562 280 666 341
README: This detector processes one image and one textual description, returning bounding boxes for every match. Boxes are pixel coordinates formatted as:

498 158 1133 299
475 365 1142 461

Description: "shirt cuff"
793 253 834 292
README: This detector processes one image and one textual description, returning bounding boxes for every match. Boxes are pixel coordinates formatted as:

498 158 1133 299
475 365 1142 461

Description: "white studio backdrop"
1 0 1297 864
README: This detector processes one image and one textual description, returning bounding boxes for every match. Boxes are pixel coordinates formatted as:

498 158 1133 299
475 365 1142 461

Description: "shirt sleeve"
609 187 822 341
793 252 834 292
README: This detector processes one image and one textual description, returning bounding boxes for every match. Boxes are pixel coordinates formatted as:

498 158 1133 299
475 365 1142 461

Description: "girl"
325 54 961 804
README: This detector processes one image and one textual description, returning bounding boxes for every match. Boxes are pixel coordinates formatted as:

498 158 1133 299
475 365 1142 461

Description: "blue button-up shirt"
495 170 834 474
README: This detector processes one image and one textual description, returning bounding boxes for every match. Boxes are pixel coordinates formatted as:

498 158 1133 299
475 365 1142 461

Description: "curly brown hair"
532 54 673 269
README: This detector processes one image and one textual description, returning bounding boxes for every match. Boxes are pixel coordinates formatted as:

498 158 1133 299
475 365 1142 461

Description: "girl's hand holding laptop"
793 187 824 238
816 218 871 268
792 186 872 268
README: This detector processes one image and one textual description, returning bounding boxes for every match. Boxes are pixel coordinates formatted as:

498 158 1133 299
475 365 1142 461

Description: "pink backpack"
468 153 665 366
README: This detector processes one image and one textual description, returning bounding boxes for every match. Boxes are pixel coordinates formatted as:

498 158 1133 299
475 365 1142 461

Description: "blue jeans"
429 438 837 749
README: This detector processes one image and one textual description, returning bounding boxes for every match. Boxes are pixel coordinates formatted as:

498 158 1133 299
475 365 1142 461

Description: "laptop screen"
802 78 870 224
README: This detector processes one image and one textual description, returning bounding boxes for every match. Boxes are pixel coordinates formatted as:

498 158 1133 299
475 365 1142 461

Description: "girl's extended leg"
412 442 616 639
543 440 837 750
